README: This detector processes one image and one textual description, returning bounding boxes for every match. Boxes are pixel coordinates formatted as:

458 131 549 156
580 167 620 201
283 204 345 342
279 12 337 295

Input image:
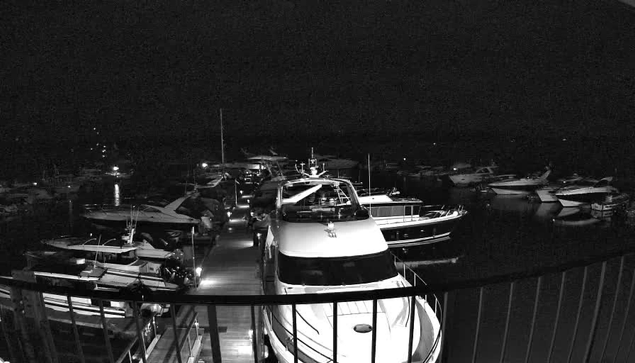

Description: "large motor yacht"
261 161 442 363
357 188 466 247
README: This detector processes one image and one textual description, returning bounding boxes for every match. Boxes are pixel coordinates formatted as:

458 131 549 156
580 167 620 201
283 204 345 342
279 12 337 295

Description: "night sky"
1 0 635 145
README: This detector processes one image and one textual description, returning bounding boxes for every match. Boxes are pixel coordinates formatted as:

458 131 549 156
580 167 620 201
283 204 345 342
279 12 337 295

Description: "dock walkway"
151 209 263 363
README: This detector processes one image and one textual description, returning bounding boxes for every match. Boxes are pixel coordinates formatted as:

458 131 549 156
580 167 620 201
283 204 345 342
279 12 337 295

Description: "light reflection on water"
114 183 120 207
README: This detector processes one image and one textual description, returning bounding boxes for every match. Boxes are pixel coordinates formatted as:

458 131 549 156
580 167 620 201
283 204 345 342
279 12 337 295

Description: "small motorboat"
591 193 630 213
488 168 551 196
555 177 619 207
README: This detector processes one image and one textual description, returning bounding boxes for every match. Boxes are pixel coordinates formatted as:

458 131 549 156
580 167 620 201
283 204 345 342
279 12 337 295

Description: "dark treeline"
2 130 635 187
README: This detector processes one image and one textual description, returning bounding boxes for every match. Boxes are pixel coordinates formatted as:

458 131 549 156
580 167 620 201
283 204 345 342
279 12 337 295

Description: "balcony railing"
2 246 635 363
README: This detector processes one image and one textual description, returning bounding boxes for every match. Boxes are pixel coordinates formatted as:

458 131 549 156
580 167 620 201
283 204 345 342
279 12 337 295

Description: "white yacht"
358 189 466 247
23 246 193 291
554 177 618 207
448 165 515 188
82 195 203 230
261 164 442 363
534 174 588 203
488 168 551 196
41 230 177 263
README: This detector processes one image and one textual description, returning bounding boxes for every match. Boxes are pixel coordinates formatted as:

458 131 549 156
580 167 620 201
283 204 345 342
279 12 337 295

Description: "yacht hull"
490 187 533 196
376 215 463 247
263 296 441 363
556 192 614 207
84 216 199 232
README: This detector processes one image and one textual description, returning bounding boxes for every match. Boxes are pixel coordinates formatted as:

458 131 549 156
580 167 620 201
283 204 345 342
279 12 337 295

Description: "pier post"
207 305 223 363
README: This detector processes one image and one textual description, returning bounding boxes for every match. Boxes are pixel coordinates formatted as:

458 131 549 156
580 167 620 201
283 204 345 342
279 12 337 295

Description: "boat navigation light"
201 162 208 168
195 267 202 277
112 166 119 171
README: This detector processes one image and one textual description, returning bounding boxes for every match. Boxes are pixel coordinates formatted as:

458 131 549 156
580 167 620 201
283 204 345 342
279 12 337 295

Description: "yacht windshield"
280 181 368 222
278 250 398 286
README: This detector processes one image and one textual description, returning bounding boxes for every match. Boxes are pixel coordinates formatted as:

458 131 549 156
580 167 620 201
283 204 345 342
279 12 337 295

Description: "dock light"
32 182 37 186
112 166 119 171
201 162 208 168
195 267 202 277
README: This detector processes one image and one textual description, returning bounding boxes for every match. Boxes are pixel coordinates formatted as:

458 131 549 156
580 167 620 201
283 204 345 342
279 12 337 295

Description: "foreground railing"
3 247 635 362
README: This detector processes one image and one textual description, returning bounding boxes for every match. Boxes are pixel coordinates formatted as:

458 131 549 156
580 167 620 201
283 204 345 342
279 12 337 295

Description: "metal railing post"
66 296 86 363
567 266 589 363
547 271 567 363
599 257 624 362
471 287 484 363
438 291 449 363
583 261 607 362
132 302 148 363
499 281 515 363
98 300 115 363
616 267 635 359
170 305 184 363
406 294 417 363
292 303 298 363
371 298 378 363
524 276 542 363
207 304 222 363
333 302 338 363
251 305 258 363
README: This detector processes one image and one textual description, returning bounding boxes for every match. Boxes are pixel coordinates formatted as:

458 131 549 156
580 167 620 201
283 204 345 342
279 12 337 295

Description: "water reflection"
114 183 120 206
534 203 561 221
488 195 540 215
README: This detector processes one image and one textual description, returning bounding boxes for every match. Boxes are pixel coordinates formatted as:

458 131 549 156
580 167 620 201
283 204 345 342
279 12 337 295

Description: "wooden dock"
151 208 264 363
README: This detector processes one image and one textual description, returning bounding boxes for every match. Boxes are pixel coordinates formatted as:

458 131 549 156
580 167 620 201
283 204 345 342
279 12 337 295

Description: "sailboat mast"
220 108 225 164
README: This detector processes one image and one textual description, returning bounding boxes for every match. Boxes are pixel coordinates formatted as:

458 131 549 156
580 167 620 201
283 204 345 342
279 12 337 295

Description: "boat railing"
371 204 466 223
6 247 635 362
393 253 445 363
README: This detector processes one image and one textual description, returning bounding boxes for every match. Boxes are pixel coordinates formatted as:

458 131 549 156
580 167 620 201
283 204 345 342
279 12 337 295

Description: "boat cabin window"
281 182 368 222
277 250 398 286
370 205 419 217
